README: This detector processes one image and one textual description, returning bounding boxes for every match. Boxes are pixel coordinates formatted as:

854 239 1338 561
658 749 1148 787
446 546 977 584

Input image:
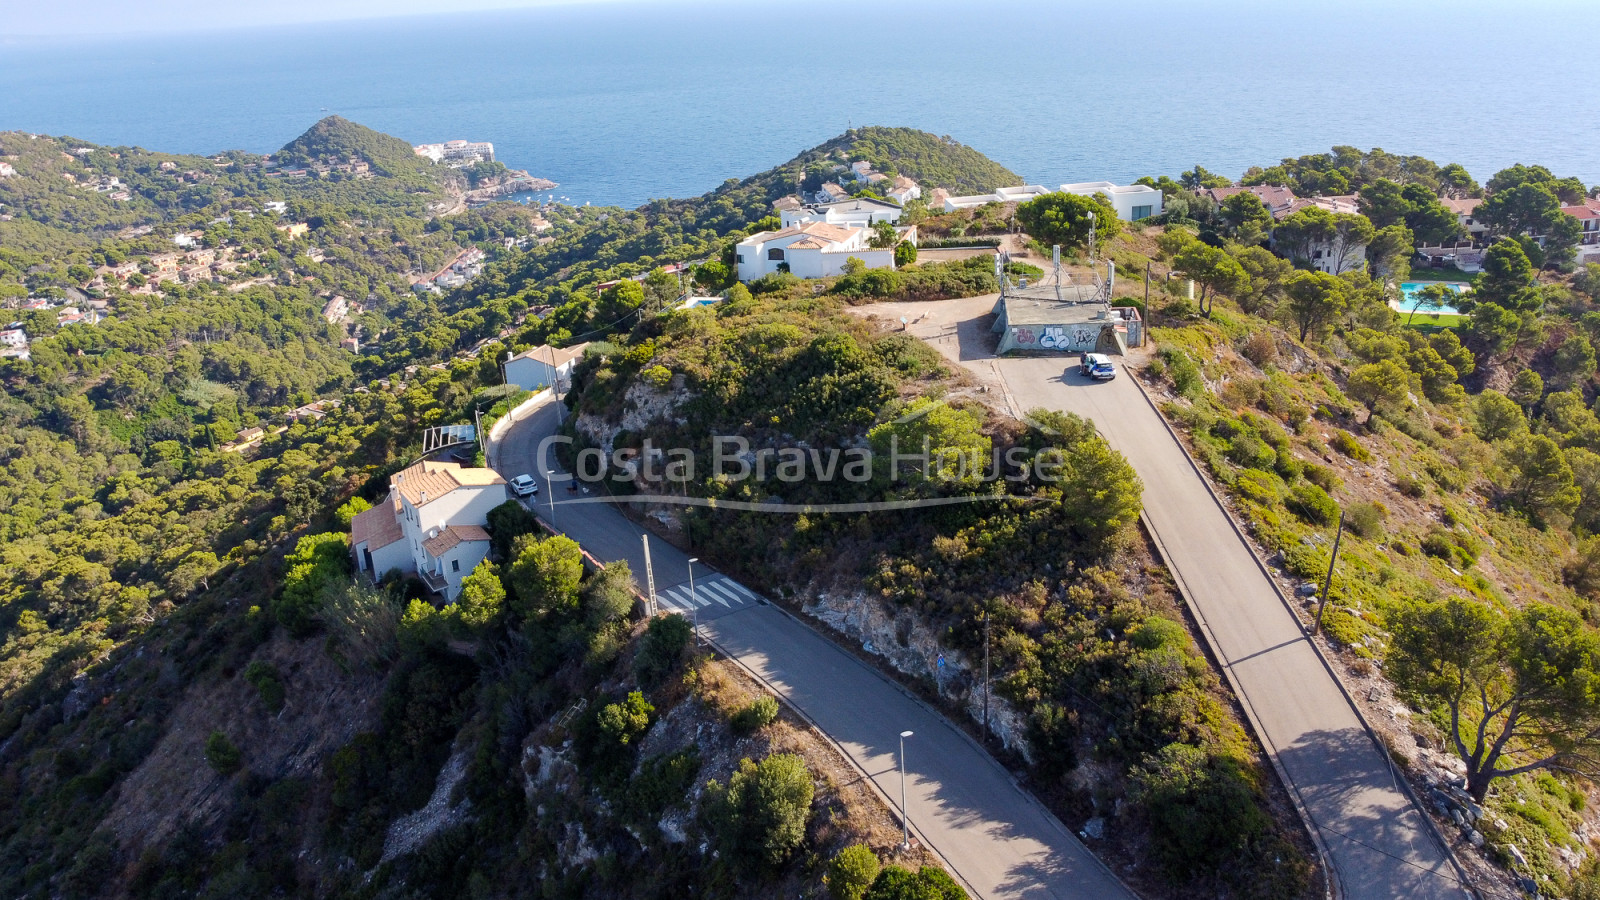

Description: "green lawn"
1402 312 1466 331
1406 266 1477 282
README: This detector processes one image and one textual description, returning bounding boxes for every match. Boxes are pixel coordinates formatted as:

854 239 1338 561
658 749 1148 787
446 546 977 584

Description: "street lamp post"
899 730 914 850
687 557 700 646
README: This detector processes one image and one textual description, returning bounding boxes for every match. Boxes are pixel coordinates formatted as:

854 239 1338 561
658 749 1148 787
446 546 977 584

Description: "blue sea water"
3 0 1599 210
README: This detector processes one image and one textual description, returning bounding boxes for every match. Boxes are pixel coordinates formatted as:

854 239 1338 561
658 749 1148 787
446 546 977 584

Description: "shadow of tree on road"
1278 727 1470 900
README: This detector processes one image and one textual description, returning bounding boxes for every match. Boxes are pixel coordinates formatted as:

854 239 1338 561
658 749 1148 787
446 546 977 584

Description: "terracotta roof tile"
422 524 491 558
393 460 504 507
351 496 403 549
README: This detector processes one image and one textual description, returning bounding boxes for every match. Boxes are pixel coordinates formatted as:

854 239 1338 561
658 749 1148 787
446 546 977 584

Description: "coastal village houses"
735 222 895 282
350 460 508 601
1201 185 1370 274
779 196 904 229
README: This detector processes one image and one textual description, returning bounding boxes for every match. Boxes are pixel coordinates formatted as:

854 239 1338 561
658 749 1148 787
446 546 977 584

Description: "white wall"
1059 182 1164 221
400 483 507 572
433 540 491 601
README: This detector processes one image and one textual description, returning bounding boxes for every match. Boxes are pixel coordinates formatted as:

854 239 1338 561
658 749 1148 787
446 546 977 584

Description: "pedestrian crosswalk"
653 576 762 617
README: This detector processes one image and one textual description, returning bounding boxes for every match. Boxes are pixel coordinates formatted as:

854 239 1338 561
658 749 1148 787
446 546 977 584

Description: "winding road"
851 293 1472 900
492 400 1136 900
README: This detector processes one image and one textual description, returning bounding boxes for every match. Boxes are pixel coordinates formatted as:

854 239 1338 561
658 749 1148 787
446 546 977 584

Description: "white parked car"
509 474 540 497
1079 353 1116 381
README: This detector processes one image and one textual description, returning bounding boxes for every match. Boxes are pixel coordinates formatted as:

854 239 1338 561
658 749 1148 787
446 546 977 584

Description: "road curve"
493 399 1138 900
854 295 1471 900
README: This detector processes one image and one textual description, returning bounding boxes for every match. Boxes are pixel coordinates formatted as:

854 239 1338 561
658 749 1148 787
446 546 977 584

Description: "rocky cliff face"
800 586 1032 763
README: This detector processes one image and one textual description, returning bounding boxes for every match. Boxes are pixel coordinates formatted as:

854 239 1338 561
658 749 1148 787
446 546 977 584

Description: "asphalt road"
856 295 1470 900
493 399 1137 900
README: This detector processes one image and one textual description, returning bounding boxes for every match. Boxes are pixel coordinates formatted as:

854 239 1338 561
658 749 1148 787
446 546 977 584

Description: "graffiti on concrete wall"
1012 325 1100 350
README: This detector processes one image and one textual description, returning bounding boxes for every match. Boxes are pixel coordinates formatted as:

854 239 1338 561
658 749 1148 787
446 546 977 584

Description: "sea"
4 0 1599 210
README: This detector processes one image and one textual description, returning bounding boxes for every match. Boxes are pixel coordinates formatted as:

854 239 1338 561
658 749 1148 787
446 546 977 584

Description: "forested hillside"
1107 148 1600 896
0 121 1117 900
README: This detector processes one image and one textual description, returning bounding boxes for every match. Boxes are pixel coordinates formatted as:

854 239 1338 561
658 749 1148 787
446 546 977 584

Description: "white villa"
887 176 922 205
505 342 591 393
735 222 894 281
779 196 903 229
350 460 508 600
943 185 1053 211
1058 181 1164 221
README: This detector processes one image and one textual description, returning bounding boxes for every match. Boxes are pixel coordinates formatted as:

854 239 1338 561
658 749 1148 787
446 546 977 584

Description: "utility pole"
899 730 914 850
1312 511 1346 636
1144 261 1151 331
687 557 700 646
982 608 991 743
641 534 658 617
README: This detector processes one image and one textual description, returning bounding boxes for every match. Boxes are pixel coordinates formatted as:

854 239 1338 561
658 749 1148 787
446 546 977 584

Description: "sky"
3 0 620 36
8 0 1588 38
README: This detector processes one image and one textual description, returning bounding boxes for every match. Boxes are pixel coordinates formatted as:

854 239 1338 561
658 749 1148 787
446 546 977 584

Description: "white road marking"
653 592 681 612
722 580 761 603
660 588 695 609
700 581 743 608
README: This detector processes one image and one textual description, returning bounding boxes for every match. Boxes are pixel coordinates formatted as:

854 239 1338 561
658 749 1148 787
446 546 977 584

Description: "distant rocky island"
413 138 557 205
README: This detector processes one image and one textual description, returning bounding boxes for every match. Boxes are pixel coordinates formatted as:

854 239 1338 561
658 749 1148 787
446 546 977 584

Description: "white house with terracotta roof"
1564 200 1600 263
734 222 893 281
887 176 921 205
350 460 507 600
1441 197 1488 246
504 342 591 393
1200 184 1300 219
818 182 853 203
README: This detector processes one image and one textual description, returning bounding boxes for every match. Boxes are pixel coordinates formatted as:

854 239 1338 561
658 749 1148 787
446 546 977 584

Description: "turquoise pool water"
1396 282 1468 316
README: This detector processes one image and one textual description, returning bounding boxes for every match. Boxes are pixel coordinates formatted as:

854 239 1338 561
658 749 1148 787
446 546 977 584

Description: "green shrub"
640 365 672 389
243 660 285 714
597 691 654 747
1395 472 1428 498
1287 483 1339 526
634 613 693 686
1131 743 1268 875
732 695 780 735
1161 348 1205 399
624 749 701 823
1346 501 1388 540
1330 430 1370 462
704 753 815 872
827 845 882 900
1302 462 1342 493
1127 616 1189 651
1421 527 1480 568
1226 431 1276 469
864 864 968 899
1234 468 1283 506
205 731 242 775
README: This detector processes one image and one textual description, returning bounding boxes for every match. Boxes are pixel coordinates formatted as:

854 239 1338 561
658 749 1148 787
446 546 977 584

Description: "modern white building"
0 327 28 361
779 196 903 229
734 222 894 281
1058 181 1164 221
350 460 508 600
504 342 591 393
942 185 1053 211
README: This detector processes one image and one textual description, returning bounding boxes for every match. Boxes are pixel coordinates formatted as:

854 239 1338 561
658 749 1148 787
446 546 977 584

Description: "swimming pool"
1394 281 1469 317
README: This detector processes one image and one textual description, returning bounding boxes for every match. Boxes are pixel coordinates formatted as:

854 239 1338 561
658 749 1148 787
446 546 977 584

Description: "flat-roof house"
991 287 1143 355
504 342 591 392
779 196 903 229
734 222 893 282
942 185 1053 211
1059 181 1165 221
350 460 507 600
